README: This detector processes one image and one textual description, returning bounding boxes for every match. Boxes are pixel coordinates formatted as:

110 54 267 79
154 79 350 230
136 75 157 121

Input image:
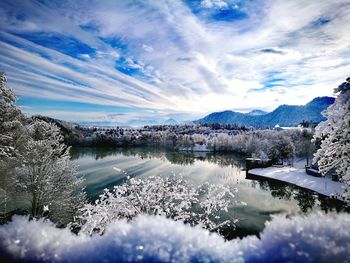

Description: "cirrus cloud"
0 0 349 124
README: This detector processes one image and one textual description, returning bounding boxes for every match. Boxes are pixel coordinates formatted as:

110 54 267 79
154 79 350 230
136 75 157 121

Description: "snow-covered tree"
16 119 86 225
75 175 238 235
313 77 350 201
0 72 27 167
261 133 295 164
0 73 28 214
0 73 85 224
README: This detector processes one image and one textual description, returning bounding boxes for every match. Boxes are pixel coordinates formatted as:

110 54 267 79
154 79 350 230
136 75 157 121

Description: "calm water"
71 147 346 239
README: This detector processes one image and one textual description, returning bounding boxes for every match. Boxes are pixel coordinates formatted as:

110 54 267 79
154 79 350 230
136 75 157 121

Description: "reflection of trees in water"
118 148 165 161
70 147 246 167
205 153 245 168
70 147 121 160
293 191 316 213
252 177 348 213
318 197 350 213
165 151 196 165
70 147 164 161
270 185 293 201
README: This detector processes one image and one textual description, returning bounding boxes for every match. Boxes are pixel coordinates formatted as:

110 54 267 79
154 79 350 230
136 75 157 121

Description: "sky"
0 0 350 126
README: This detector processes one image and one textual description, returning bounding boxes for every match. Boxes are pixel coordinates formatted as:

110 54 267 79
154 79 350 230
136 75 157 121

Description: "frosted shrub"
75 175 238 235
193 182 238 231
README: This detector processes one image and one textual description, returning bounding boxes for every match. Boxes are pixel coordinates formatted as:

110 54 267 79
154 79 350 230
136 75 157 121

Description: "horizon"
1 0 350 126
33 95 335 127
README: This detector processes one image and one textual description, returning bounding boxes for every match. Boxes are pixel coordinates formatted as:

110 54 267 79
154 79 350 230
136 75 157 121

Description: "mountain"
195 96 335 128
247 110 268 116
163 118 179 125
127 119 159 127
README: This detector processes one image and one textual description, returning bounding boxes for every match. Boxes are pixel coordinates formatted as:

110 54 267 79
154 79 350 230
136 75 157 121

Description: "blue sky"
0 0 350 126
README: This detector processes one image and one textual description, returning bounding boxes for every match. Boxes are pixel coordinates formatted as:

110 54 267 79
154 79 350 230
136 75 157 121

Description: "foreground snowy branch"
74 175 239 235
0 212 349 263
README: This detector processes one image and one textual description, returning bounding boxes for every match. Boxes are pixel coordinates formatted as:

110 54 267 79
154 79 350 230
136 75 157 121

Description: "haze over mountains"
195 97 335 128
246 110 268 116
163 118 179 125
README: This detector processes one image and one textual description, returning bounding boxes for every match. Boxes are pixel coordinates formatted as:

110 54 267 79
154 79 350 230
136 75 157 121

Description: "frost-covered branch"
74 175 239 235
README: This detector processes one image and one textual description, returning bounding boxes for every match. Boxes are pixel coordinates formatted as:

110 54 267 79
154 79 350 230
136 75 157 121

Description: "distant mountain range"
77 118 181 127
163 118 179 125
195 97 335 127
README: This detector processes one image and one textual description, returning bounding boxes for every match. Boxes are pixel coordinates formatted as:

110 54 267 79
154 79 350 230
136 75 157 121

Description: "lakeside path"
248 166 344 198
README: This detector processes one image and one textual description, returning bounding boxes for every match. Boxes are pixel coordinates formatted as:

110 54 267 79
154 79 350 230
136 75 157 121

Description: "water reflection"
247 173 347 213
71 147 245 168
71 147 348 239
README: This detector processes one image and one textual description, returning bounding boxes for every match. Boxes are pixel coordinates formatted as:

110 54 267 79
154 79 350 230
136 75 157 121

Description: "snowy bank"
1 213 350 263
249 166 344 197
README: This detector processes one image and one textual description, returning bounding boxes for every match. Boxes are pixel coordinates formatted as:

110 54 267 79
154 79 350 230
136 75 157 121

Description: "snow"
0 215 241 263
249 166 344 197
241 212 350 263
43 205 49 212
1 213 350 262
113 166 122 172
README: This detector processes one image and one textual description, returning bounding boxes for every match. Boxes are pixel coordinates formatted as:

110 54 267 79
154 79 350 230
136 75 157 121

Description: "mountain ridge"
195 96 335 127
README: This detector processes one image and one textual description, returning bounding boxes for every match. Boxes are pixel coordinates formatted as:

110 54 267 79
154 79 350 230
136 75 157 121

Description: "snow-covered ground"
1 213 350 262
249 164 344 198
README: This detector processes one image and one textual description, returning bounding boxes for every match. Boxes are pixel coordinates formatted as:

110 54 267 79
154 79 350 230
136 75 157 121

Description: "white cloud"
142 44 154 52
0 0 350 121
79 54 91 59
201 0 229 9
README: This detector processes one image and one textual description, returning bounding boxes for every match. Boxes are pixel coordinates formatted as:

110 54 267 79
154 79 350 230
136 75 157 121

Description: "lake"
71 147 346 239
